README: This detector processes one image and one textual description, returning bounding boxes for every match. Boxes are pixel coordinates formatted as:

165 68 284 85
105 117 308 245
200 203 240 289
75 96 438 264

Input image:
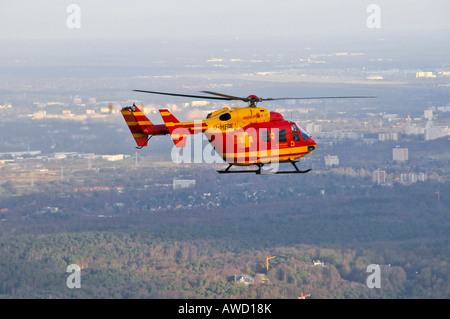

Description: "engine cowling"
270 112 284 121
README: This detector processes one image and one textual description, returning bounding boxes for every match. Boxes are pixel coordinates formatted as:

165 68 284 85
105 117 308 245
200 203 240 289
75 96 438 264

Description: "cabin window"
219 113 231 121
260 130 270 142
293 134 301 141
277 129 287 142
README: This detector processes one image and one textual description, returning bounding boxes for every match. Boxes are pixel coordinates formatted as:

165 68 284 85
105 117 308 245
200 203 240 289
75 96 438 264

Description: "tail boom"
159 109 207 148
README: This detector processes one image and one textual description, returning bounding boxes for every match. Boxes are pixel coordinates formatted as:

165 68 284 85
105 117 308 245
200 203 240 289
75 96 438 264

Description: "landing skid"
217 159 311 175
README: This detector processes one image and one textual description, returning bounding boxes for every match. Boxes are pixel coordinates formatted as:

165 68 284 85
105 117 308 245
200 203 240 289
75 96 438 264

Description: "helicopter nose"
307 138 317 153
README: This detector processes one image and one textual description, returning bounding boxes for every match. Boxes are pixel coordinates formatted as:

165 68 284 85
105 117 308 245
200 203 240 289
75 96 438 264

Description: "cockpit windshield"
298 125 311 141
291 122 311 141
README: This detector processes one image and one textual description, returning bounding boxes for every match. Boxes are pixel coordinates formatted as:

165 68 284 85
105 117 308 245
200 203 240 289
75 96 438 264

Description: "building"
418 173 426 182
366 75 383 80
324 155 339 167
372 170 386 184
400 172 426 184
191 101 210 107
425 120 447 140
33 110 47 119
424 109 433 120
416 71 436 78
405 123 425 135
378 133 398 141
253 274 269 284
234 274 254 285
102 154 125 161
314 131 361 140
313 260 325 267
393 147 408 162
306 123 322 133
173 179 196 190
400 173 417 184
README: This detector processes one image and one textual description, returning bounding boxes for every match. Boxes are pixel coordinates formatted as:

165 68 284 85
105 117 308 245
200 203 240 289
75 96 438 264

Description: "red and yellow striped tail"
121 104 153 147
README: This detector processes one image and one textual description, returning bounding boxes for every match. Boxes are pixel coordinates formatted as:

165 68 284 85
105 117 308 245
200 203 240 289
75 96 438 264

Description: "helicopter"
121 90 375 174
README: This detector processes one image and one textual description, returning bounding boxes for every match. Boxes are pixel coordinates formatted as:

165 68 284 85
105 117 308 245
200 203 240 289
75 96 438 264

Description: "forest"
0 230 447 299
0 164 448 299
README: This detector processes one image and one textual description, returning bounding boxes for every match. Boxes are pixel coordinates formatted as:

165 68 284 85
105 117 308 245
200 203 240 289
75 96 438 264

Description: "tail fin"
159 109 189 148
121 104 153 148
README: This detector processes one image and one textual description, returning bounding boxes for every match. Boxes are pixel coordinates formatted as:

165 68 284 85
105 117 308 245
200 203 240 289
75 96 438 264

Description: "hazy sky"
0 0 449 40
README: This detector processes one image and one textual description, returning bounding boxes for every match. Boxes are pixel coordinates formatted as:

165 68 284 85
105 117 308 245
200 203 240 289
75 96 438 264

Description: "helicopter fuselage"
123 104 316 167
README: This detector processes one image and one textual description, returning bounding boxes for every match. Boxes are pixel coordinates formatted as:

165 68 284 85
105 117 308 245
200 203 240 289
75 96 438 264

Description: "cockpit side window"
291 124 301 141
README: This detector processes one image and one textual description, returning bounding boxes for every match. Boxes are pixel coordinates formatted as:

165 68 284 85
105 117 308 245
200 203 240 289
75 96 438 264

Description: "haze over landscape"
0 1 448 303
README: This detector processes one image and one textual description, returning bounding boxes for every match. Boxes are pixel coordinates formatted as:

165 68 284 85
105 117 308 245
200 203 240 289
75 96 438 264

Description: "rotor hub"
247 95 261 106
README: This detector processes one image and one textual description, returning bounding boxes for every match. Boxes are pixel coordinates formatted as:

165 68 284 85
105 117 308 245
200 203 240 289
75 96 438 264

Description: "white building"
400 172 426 184
372 170 386 184
378 133 398 141
306 123 322 133
416 71 436 78
191 101 210 107
173 179 196 190
102 154 125 161
405 124 425 135
425 120 447 140
393 147 408 162
324 155 339 167
417 173 426 182
234 274 254 285
401 173 417 184
424 109 433 120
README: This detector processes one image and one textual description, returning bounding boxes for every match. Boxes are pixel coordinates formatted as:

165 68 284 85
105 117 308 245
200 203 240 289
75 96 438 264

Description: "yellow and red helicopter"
121 90 374 174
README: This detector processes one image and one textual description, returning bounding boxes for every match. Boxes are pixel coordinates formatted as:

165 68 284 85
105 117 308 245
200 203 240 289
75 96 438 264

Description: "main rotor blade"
264 96 376 101
200 91 248 101
133 89 232 101
134 89 376 103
